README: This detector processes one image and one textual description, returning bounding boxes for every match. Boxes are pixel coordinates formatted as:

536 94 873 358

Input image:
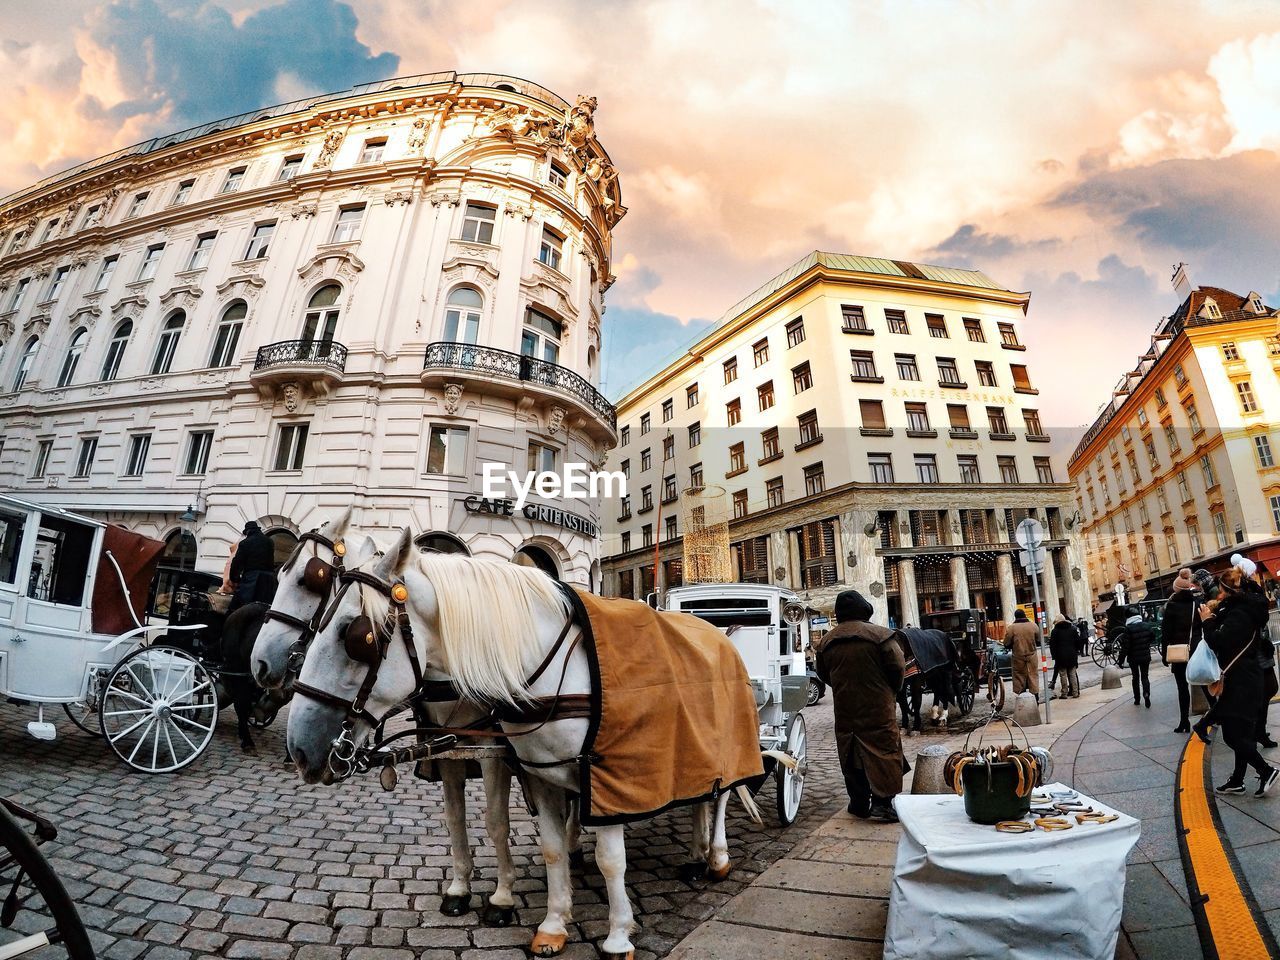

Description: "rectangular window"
220 168 245 194
1167 534 1180 565
6 229 27 254
792 361 812 393
641 448 651 471
93 256 118 292
183 430 213 476
860 399 886 430
126 192 149 218
81 206 100 229
187 232 216 271
621 458 630 479
548 162 568 189
1272 496 1280 534
973 361 997 387
756 381 774 411
527 441 558 474
798 518 837 588
688 421 701 447
733 490 748 519
665 515 678 541
1138 408 1148 427
761 427 780 460
988 407 1009 434
663 475 677 503
906 402 931 433
998 322 1021 347
1024 409 1045 437
687 383 699 407
963 318 985 342
243 221 275 260
1034 456 1054 483
690 463 703 487
896 354 919 380
798 409 820 445
39 218 59 243
46 266 70 302
786 318 805 348
641 485 653 510
1155 386 1168 408
277 155 303 181
958 455 980 483
137 243 165 281
1157 484 1170 514
643 524 654 547
733 535 770 583
1177 472 1192 503
723 357 738 384
926 314 948 338
998 455 1019 483
538 227 564 270
1010 365 1034 391
753 338 769 366
1164 421 1179 452
869 453 894 483
1238 380 1258 413
461 203 497 243
662 435 674 461
915 454 939 483
426 425 469 475
1189 522 1203 558
662 398 674 422
74 437 98 478
620 533 631 554
620 425 630 446
1257 435 1275 468
841 304 868 332
885 309 909 334
849 350 878 380
948 404 971 431
804 462 825 496
1215 511 1229 549
766 476 784 508
1200 454 1217 488
172 179 195 204
729 442 745 473
938 358 962 385
359 138 386 164
1187 402 1203 435
638 412 650 435
331 205 365 243
32 439 53 479
273 423 309 471
1223 341 1239 361
1139 499 1150 525
123 433 151 477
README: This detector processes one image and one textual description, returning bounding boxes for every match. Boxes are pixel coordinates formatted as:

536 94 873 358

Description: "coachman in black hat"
228 520 278 613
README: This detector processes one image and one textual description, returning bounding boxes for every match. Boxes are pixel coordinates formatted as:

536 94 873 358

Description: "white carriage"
0 495 217 772
664 582 810 824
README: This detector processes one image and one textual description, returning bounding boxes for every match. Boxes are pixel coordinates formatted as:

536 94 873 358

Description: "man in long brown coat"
815 589 908 822
1004 609 1041 696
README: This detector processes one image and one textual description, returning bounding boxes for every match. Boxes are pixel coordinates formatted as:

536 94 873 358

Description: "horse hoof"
677 861 707 882
439 893 472 917
240 741 257 755
568 848 588 871
707 861 732 882
601 951 635 960
530 930 568 956
480 900 516 927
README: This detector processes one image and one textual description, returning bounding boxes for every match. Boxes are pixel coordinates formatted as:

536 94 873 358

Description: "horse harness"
261 530 346 671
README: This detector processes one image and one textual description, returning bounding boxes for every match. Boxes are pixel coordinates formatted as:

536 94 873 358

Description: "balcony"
421 342 617 441
250 339 348 397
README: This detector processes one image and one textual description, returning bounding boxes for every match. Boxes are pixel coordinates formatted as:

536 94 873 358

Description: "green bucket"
960 760 1031 824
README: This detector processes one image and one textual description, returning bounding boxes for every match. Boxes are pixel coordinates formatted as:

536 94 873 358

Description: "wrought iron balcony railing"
254 339 348 372
424 341 616 431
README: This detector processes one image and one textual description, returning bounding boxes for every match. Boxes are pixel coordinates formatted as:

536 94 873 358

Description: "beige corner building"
1068 269 1280 605
601 252 1091 627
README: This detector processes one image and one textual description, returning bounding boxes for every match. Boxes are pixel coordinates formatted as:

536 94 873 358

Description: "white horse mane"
413 553 572 705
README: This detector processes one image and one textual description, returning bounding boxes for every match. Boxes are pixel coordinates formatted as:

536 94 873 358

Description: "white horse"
286 529 750 959
253 517 521 925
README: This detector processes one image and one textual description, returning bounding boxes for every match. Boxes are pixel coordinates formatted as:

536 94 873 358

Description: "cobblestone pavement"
0 696 846 960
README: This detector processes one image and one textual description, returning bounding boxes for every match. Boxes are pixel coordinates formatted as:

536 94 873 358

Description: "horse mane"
414 553 571 705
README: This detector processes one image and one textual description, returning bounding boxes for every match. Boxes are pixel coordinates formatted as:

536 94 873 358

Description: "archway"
265 528 299 570
514 544 560 579
416 531 471 555
149 529 199 618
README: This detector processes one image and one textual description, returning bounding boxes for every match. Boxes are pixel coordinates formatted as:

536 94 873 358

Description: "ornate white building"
0 72 623 595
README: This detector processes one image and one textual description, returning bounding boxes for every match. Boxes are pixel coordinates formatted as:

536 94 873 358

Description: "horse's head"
286 527 428 784
251 507 373 689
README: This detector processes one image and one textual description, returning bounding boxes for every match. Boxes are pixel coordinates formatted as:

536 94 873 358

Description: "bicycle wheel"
0 799 95 959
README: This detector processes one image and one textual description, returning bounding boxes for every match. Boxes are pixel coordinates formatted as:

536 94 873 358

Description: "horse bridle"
261 530 346 673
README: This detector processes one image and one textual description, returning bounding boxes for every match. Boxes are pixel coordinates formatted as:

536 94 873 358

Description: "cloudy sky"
3 0 1279 434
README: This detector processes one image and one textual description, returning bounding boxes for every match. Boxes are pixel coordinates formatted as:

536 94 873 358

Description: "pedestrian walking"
228 520 278 613
815 589 908 823
1121 613 1154 708
1003 609 1041 697
1049 615 1080 699
1163 568 1202 733
1256 634 1278 749
1203 564 1278 798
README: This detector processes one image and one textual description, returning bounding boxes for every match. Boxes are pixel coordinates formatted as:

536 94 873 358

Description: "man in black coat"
228 521 278 613
1049 616 1080 699
1121 614 1154 707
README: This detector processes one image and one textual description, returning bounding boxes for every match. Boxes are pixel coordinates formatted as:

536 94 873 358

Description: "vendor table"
884 782 1140 960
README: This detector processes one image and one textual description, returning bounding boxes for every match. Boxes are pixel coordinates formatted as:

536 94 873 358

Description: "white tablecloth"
884 783 1140 960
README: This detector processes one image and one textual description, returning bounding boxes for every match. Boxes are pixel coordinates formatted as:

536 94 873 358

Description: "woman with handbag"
1203 566 1278 797
1163 569 1200 733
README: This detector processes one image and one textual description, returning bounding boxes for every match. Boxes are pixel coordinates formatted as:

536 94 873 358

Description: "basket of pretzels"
943 713 1042 824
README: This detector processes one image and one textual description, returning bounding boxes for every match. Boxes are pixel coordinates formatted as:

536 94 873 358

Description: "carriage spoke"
102 707 152 718
107 712 154 742
151 716 162 770
106 687 154 709
165 662 196 701
161 720 179 768
170 712 216 734
126 718 157 763
124 666 157 702
168 700 216 714
168 716 200 754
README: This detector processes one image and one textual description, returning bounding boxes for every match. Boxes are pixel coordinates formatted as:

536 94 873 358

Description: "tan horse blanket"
568 589 764 826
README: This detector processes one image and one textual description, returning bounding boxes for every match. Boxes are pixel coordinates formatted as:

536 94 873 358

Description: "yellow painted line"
1178 735 1273 959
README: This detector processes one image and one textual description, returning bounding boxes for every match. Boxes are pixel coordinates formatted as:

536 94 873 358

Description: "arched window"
522 307 562 363
101 321 132 381
209 301 246 367
12 336 39 391
442 287 482 344
302 284 342 343
587 344 598 379
514 544 559 578
150 311 185 375
58 328 88 387
415 532 471 556
266 528 300 570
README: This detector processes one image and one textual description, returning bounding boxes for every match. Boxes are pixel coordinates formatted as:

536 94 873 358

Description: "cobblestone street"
1 697 847 959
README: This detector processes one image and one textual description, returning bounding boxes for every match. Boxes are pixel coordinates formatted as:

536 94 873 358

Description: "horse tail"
762 749 798 771
735 784 763 824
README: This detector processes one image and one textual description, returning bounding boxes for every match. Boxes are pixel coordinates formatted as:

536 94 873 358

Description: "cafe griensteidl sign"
463 495 599 538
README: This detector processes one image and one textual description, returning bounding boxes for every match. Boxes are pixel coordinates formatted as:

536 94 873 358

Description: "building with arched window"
0 72 623 587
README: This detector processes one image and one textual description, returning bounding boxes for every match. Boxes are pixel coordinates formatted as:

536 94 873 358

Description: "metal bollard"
1013 691 1042 727
910 744 954 795
1101 665 1124 690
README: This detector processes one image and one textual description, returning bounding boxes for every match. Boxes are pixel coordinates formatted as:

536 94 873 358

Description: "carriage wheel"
774 714 807 826
61 703 102 738
99 646 218 773
1091 640 1116 668
955 666 976 715
988 672 1006 713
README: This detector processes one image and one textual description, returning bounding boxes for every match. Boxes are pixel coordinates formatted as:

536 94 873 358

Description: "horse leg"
595 824 637 959
478 759 517 927
529 777 574 957
911 682 924 733
706 791 733 881
566 795 587 870
897 686 910 733
679 801 710 881
439 761 475 916
234 681 255 753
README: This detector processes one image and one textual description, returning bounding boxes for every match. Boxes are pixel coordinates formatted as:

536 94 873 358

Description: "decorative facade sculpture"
314 129 345 170
443 383 464 415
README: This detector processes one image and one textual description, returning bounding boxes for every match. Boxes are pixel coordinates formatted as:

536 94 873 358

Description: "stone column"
950 556 971 610
899 558 920 627
997 552 1018 622
1040 549 1062 623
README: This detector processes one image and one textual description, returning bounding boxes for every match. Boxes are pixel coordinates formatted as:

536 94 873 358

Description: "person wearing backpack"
1163 569 1201 733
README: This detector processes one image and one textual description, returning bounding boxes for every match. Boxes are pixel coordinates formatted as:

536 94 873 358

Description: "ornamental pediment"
216 273 266 302
442 241 500 280
297 245 365 284
158 283 204 313
522 278 578 321
25 313 51 336
111 293 149 318
0 317 13 341
67 304 101 329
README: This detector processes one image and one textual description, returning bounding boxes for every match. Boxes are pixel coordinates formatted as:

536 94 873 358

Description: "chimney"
1172 262 1193 302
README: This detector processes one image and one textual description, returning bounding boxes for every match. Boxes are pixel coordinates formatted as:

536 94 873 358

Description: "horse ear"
376 527 413 579
327 505 353 541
